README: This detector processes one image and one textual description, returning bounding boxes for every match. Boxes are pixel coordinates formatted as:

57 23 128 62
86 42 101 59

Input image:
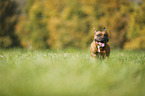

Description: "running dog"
90 27 110 58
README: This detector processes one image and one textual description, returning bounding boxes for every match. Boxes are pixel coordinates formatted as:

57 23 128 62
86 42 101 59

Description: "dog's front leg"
91 52 97 57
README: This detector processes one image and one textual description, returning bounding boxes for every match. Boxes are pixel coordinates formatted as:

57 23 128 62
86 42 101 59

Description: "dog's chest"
95 47 106 57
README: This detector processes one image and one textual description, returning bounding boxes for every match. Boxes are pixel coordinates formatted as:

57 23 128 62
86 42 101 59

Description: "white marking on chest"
97 46 100 52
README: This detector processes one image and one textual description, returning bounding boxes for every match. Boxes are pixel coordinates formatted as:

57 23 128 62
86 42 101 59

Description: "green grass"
0 49 145 96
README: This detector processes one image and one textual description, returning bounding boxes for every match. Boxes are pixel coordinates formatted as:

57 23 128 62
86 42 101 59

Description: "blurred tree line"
0 0 19 48
1 0 145 50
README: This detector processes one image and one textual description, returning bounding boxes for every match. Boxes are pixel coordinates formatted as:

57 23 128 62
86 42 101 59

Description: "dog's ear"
104 27 107 32
94 27 97 34
103 27 109 42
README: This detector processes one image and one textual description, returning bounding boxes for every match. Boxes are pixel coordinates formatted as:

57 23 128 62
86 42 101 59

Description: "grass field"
0 49 145 96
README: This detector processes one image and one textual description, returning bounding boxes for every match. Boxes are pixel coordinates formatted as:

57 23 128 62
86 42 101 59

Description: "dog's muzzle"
95 38 106 48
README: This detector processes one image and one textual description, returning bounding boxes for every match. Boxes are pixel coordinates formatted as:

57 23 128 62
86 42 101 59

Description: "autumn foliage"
1 0 145 50
0 0 19 48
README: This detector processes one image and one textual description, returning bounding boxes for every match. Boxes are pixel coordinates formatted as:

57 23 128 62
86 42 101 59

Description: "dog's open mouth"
95 41 106 47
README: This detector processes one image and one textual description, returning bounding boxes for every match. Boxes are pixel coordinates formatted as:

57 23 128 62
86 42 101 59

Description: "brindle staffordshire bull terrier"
90 27 110 58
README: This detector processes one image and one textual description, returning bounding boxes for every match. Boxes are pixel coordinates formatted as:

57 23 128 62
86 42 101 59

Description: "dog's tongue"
96 42 105 47
99 42 105 47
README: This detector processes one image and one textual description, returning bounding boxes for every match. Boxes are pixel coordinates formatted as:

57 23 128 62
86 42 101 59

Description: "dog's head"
94 27 109 47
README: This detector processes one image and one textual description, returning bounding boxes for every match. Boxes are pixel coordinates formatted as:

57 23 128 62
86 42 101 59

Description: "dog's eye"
96 34 101 37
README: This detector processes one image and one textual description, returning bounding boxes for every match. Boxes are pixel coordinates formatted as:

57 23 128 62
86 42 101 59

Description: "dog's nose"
95 37 105 42
100 37 105 41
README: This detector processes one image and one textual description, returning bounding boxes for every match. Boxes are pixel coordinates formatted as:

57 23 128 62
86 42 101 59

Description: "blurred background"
0 0 145 50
